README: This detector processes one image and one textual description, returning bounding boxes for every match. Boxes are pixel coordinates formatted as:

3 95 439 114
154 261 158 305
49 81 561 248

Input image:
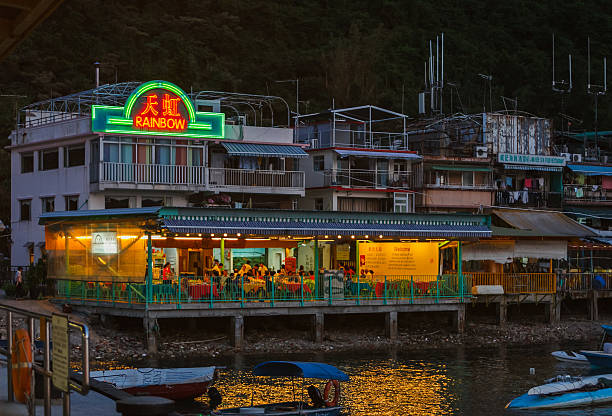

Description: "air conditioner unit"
475 146 488 158
560 152 571 161
571 153 582 162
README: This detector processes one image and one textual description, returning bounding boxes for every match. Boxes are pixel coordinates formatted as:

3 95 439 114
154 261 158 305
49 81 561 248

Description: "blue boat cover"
253 361 349 381
568 164 612 176
602 325 612 336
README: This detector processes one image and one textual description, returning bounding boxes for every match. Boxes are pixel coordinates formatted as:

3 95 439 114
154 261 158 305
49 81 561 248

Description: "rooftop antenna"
552 34 572 93
422 33 445 115
478 73 493 113
586 36 607 158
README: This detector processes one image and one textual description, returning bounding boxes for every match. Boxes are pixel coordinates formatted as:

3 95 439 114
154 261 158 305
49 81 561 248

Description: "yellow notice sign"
52 314 69 392
359 242 439 279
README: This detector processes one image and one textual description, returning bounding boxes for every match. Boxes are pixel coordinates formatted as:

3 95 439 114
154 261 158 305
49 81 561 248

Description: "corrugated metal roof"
161 218 490 238
565 207 612 220
39 207 161 224
334 149 421 160
222 142 308 158
503 164 563 172
431 165 491 172
493 209 595 237
567 164 612 176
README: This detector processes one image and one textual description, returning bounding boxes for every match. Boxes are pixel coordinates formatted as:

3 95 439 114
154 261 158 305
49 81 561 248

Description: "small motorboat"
552 324 612 365
506 374 612 410
90 366 217 401
210 361 349 416
550 351 588 363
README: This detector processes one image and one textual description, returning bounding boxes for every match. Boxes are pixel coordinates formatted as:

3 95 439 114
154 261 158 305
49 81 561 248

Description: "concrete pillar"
230 315 244 349
311 313 324 343
496 298 507 326
453 304 466 334
143 316 158 353
589 291 599 321
385 311 398 340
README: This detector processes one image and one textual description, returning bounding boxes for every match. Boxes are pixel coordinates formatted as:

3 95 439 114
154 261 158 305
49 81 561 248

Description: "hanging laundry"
576 187 584 198
506 177 513 186
576 174 586 185
524 178 532 188
513 191 520 203
521 190 529 204
592 185 599 192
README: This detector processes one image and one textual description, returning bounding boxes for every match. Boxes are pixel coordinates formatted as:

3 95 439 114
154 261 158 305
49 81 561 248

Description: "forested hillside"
0 0 611 256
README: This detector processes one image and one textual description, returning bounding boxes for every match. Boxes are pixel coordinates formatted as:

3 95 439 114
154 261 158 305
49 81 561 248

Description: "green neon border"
124 80 196 122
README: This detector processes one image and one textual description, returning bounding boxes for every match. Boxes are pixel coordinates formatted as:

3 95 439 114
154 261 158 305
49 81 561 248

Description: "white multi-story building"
9 81 307 266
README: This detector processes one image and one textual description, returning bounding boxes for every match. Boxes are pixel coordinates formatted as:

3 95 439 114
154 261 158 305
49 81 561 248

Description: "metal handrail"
0 303 89 416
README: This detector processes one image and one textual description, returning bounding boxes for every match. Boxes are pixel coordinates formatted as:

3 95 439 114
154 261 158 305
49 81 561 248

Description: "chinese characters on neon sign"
133 92 187 131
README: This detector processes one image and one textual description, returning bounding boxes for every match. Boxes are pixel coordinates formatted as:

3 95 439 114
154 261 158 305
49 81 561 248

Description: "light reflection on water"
119 343 612 415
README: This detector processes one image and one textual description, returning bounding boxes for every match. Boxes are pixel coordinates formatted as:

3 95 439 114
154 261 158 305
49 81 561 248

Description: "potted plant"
25 255 47 299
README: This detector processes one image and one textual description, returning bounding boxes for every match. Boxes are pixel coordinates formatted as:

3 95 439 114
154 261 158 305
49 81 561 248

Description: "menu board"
358 242 439 278
91 231 117 254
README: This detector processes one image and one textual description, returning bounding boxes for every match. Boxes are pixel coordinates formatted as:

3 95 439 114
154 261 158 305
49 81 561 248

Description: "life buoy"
323 379 340 407
11 328 32 404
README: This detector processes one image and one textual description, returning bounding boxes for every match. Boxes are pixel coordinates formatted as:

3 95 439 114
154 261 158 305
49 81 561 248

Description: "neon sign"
92 80 224 139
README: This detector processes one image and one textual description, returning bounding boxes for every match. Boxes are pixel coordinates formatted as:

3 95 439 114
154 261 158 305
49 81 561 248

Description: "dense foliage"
0 0 610 257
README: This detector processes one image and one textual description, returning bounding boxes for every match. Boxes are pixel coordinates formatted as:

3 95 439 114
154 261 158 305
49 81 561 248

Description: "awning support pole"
314 239 319 299
147 233 153 307
220 238 225 271
458 241 463 301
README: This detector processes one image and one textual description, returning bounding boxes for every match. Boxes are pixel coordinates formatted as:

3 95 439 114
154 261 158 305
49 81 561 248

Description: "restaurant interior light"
151 235 166 240
365 235 369 238
186 234 190 236
118 235 138 240
324 235 329 238
337 235 342 239
379 235 383 238
237 233 241 237
174 237 202 240
245 238 270 241
212 237 238 241
198 233 202 237
210 233 215 237
350 235 355 239
223 233 228 237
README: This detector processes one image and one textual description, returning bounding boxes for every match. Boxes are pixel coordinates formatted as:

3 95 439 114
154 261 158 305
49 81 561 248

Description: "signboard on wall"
92 80 225 139
498 153 566 166
91 231 118 254
51 314 69 392
359 242 439 277
336 244 350 261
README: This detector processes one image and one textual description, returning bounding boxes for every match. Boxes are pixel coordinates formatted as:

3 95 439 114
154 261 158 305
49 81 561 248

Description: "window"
21 152 34 173
64 146 85 167
41 197 55 213
105 196 130 209
65 195 79 211
142 197 164 207
462 171 474 186
313 155 324 171
39 149 59 170
314 198 324 211
20 199 31 221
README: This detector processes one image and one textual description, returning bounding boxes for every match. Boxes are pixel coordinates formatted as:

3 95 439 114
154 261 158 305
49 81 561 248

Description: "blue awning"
568 164 612 176
39 207 161 224
334 149 421 160
222 142 308 158
503 164 562 172
162 218 491 238
253 361 349 381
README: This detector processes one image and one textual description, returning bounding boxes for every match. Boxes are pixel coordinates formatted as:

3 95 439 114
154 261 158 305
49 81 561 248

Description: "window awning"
161 219 490 238
462 240 567 263
334 149 421 160
567 164 612 176
432 165 491 172
503 164 562 172
222 143 308 158
493 209 595 237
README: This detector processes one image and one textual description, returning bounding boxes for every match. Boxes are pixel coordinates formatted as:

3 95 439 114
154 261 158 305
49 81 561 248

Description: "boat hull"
212 401 342 416
581 351 612 368
124 380 213 401
507 388 612 410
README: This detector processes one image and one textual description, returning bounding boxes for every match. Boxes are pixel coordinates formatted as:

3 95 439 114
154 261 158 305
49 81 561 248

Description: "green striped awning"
431 165 491 172
503 164 562 172
222 142 308 158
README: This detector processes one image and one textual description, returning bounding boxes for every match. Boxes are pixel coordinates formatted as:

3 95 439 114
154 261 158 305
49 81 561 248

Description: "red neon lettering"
162 94 181 117
133 91 187 132
141 94 159 116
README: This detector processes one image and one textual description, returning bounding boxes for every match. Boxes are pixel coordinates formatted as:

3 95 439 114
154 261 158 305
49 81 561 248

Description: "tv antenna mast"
422 33 444 115
552 34 572 93
586 36 607 157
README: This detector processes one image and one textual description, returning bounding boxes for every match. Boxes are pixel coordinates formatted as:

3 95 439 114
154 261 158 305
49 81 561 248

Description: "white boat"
551 351 588 363
508 374 612 410
90 366 217 400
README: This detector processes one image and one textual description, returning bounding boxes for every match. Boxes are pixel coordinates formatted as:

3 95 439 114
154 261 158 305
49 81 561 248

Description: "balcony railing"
424 182 494 190
300 129 410 150
495 190 562 208
324 169 418 190
465 273 556 294
100 162 206 186
207 168 305 192
564 184 612 203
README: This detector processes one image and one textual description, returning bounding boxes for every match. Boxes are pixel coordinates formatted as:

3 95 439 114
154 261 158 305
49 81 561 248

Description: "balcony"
495 190 562 209
97 162 207 191
95 162 305 195
324 169 419 190
207 168 305 195
564 184 612 205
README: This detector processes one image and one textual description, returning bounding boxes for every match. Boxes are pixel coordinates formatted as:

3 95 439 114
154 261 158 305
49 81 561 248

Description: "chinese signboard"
52 314 69 392
91 231 118 254
358 242 439 279
92 80 225 139
498 153 566 167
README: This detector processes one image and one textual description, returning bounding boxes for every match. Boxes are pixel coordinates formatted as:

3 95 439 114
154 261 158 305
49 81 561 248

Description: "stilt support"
143 316 158 353
589 291 599 321
385 311 398 340
453 305 465 334
311 313 324 343
496 298 507 326
230 315 244 349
